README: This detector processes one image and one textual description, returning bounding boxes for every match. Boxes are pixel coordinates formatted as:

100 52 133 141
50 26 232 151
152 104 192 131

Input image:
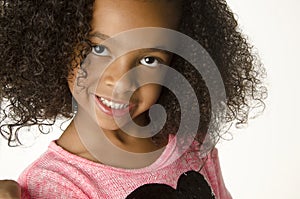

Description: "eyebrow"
89 31 111 40
89 31 171 55
138 48 171 56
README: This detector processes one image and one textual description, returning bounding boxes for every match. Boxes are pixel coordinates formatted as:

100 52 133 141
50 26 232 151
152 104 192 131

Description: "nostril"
103 76 115 87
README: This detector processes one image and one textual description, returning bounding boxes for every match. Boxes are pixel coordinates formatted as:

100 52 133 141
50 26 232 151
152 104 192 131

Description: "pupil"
145 57 155 64
95 45 105 53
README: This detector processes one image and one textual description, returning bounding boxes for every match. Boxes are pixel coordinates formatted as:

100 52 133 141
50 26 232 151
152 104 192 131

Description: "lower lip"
94 96 133 117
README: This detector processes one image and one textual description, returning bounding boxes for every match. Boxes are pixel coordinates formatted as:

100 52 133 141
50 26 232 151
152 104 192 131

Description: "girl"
0 0 266 198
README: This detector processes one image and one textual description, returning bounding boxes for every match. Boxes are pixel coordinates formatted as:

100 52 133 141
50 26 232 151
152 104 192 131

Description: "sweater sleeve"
201 148 232 199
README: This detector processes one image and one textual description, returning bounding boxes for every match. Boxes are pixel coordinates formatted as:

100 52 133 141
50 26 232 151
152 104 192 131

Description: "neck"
57 109 167 169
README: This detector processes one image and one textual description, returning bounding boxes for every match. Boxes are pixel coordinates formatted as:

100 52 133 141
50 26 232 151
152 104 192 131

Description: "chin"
96 117 129 131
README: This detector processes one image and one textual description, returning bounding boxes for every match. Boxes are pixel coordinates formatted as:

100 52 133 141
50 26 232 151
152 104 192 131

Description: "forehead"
91 0 182 37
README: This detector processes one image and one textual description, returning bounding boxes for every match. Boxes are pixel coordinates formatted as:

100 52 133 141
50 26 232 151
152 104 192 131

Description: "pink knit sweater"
18 136 232 199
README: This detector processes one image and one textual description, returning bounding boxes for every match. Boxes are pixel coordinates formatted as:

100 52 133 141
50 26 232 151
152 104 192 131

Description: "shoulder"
201 148 232 199
18 141 89 199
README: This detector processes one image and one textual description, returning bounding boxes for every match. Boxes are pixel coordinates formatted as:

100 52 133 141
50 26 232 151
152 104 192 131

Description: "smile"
95 95 134 117
99 97 129 110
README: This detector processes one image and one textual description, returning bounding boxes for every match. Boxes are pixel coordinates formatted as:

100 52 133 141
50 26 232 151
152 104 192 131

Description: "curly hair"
0 0 267 146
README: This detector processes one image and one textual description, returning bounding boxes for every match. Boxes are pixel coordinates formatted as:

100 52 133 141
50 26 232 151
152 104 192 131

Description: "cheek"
140 84 162 104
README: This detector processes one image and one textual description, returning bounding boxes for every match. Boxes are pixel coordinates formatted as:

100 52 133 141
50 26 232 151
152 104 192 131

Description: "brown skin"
57 0 182 163
0 180 21 199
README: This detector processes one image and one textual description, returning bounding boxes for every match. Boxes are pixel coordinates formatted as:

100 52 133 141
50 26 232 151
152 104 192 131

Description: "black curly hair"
0 0 267 146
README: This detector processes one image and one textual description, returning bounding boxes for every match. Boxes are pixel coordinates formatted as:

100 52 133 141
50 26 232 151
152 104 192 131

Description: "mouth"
94 95 134 117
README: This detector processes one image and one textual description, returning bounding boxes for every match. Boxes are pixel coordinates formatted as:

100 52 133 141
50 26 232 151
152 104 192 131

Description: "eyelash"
91 44 163 67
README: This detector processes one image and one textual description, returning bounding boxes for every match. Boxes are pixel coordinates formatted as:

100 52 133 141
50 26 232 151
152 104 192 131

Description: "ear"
177 170 215 199
125 183 177 199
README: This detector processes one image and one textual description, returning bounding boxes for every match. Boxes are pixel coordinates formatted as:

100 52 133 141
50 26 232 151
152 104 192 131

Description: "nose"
101 53 138 94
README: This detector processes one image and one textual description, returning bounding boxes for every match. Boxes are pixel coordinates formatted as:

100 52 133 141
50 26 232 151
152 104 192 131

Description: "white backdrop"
1 0 300 198
218 0 300 198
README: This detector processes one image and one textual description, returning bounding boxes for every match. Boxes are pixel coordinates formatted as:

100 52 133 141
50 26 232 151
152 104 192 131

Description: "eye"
140 56 161 67
91 45 110 56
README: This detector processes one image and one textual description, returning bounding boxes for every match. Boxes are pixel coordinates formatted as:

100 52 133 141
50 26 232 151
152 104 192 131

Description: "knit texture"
18 135 232 199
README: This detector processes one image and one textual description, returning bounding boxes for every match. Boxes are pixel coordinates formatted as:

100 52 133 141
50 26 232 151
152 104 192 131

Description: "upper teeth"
100 97 129 109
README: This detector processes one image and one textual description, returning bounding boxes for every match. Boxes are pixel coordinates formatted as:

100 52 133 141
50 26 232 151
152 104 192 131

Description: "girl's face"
69 0 182 131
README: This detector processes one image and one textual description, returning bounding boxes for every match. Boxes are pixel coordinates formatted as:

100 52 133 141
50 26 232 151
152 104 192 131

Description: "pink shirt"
18 136 232 199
